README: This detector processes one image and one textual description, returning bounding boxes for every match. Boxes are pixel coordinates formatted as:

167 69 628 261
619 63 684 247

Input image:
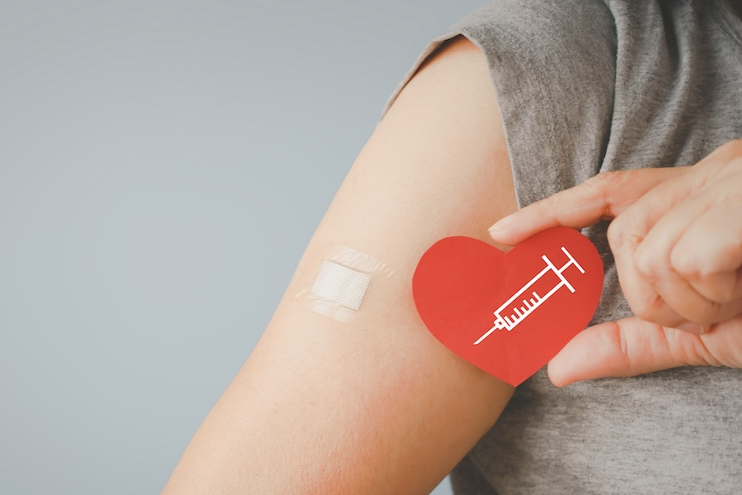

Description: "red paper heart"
413 227 603 386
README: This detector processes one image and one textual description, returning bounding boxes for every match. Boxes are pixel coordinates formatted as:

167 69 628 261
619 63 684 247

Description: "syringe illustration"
473 246 585 345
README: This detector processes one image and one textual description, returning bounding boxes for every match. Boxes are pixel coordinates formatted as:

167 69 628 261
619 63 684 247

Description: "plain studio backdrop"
0 1 488 493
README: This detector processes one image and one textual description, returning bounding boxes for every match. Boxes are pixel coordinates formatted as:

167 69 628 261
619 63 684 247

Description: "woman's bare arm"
162 37 517 495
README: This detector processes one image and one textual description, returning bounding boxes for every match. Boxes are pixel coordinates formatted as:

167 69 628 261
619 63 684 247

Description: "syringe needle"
474 326 497 345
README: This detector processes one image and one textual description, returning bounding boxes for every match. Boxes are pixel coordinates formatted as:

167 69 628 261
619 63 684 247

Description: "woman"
163 1 742 493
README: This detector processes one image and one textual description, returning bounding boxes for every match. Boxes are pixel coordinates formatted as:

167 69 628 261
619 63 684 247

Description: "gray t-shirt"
391 1 742 493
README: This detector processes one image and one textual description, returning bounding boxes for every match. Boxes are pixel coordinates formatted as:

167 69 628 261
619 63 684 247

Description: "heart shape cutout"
413 227 603 386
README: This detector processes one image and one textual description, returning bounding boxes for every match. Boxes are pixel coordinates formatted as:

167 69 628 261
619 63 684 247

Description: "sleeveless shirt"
389 1 742 493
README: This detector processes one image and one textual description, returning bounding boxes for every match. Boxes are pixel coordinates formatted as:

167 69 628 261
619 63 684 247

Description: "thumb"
488 168 685 245
547 317 727 386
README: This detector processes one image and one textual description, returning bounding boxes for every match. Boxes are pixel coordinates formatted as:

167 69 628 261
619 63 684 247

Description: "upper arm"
163 37 517 495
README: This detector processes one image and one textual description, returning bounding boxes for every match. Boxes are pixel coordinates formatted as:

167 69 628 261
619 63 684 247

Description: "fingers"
547 318 691 386
490 141 742 335
608 174 705 327
607 206 691 329
616 169 742 326
547 316 742 387
488 167 686 245
672 206 742 303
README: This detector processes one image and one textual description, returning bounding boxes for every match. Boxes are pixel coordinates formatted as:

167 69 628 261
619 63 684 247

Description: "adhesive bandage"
297 246 393 322
311 261 371 311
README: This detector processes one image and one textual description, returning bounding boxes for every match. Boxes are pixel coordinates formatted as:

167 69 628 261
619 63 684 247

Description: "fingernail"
488 216 513 235
676 322 705 335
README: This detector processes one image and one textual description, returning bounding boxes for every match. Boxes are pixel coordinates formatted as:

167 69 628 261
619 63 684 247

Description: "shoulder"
448 0 619 202
454 0 617 60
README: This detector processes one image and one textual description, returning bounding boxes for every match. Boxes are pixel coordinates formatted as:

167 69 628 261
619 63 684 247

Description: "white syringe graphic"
473 246 585 345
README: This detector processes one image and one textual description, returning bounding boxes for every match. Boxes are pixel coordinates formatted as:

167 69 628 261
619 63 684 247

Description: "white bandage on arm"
296 246 393 322
311 261 371 311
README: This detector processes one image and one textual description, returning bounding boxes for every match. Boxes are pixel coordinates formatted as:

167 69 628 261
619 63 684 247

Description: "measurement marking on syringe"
473 246 585 345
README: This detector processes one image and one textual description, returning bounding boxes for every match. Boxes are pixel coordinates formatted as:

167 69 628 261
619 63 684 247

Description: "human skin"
162 37 515 494
489 140 742 386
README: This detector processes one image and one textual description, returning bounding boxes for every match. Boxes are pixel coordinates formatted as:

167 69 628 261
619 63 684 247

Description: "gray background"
0 0 487 493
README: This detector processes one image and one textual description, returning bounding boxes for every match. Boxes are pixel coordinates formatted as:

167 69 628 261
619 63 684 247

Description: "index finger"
488 167 686 245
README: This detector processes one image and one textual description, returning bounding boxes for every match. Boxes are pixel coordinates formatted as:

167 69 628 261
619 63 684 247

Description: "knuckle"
547 189 567 211
628 295 661 323
669 246 699 278
584 171 624 218
670 300 719 327
632 244 657 279
665 327 723 367
606 215 627 249
631 304 654 323
693 301 724 325
627 294 686 328
585 171 615 189
601 169 634 194
607 321 633 371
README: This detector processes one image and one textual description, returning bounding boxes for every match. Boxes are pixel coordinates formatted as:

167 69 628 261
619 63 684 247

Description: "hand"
488 140 742 385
